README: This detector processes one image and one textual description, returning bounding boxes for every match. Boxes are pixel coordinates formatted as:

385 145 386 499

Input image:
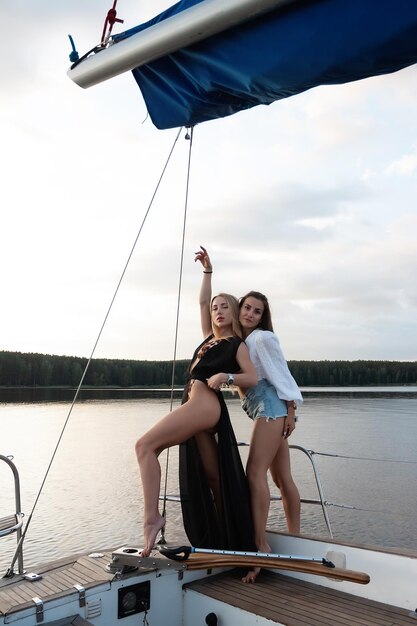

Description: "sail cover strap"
113 0 417 129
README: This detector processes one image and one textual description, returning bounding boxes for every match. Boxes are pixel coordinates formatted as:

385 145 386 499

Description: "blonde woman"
136 260 257 557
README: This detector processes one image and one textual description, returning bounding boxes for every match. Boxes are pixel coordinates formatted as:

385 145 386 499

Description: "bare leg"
242 416 285 583
194 430 222 520
135 382 220 557
269 439 301 534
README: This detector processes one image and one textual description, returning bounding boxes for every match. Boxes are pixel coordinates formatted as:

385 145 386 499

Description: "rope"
6 128 183 577
101 0 124 45
69 1 123 70
159 127 195 542
68 35 79 63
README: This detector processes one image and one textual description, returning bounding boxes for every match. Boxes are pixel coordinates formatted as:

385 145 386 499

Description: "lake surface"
0 388 416 573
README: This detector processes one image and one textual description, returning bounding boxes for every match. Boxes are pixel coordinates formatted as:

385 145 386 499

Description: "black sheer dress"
179 335 256 551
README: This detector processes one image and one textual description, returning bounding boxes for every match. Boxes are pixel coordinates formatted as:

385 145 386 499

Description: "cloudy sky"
1 1 416 363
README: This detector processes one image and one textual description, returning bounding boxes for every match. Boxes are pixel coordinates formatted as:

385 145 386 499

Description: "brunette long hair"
239 291 274 332
211 293 242 338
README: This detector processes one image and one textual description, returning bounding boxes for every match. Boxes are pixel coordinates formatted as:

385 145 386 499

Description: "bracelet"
203 271 213 274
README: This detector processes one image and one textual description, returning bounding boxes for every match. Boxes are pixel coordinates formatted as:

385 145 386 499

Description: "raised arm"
194 245 213 338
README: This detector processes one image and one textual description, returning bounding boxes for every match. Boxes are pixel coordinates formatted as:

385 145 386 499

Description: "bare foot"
242 566 260 583
241 542 271 584
141 514 165 557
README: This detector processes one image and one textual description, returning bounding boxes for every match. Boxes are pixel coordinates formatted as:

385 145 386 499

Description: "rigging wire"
159 127 195 543
5 128 183 578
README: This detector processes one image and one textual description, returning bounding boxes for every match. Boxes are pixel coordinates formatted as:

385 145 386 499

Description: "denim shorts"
241 379 288 421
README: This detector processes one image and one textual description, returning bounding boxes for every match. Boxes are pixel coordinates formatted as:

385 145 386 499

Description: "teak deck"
0 551 115 617
1 550 416 625
186 569 417 626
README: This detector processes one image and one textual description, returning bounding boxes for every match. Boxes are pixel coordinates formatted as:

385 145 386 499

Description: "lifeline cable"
238 441 417 464
5 127 183 578
310 451 417 464
238 441 416 517
159 127 195 543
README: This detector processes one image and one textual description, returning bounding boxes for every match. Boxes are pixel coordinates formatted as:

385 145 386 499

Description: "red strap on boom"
101 0 124 44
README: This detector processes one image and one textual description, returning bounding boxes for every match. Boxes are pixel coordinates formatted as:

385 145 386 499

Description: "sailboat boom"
67 0 296 89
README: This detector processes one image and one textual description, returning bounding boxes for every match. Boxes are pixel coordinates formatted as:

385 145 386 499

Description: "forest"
0 351 416 387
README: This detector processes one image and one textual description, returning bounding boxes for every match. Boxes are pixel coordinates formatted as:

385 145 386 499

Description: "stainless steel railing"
159 443 336 537
0 454 25 575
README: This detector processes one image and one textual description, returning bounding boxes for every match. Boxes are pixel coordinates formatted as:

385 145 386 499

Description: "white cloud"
385 148 417 176
1 2 417 362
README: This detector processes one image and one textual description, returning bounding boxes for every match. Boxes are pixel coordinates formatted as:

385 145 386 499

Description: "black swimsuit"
179 335 256 551
188 335 243 384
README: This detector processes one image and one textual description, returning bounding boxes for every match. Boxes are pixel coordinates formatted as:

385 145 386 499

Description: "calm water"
0 389 416 573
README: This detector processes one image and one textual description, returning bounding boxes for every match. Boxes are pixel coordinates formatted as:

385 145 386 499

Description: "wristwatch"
226 373 234 386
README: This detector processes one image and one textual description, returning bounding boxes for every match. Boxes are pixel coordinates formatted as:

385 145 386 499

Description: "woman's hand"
283 407 296 439
206 373 226 391
195 245 212 272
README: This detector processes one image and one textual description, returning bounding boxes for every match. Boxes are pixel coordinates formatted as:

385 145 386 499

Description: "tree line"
0 351 416 387
0 351 189 387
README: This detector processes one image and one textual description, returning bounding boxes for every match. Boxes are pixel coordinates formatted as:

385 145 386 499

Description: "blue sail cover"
113 0 417 129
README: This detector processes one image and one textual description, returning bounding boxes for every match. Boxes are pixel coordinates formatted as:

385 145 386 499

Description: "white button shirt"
245 329 303 404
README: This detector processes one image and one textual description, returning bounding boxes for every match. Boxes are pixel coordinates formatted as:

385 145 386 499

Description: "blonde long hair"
211 293 242 338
